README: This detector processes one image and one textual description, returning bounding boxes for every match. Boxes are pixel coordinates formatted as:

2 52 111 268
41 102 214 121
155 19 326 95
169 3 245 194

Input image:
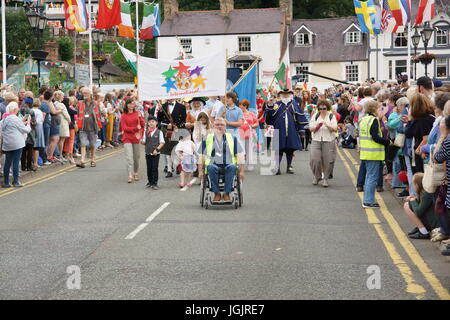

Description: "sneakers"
431 233 450 242
397 190 409 198
362 202 380 208
152 185 159 190
312 177 319 185
286 166 294 174
322 179 329 188
1 183 12 188
165 171 173 178
13 182 24 188
409 231 431 240
408 227 419 236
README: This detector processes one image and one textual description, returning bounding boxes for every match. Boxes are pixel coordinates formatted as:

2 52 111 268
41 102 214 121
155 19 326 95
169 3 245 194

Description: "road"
0 146 449 300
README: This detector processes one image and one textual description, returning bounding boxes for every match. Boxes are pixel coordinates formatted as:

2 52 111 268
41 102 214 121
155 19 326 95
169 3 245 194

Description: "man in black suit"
157 99 186 177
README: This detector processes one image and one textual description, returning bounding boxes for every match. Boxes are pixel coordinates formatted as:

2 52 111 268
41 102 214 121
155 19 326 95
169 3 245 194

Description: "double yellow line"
0 149 123 199
338 147 450 300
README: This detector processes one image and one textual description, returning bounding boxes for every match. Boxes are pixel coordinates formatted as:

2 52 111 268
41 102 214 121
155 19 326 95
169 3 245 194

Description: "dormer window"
345 31 361 44
295 33 311 46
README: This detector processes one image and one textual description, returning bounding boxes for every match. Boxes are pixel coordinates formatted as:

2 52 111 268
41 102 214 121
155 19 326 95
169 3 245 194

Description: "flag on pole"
275 47 291 90
138 51 227 101
96 0 122 29
415 0 435 25
63 0 88 32
117 42 137 75
353 0 381 35
381 0 393 32
302 82 307 91
118 1 134 38
140 3 161 40
233 63 257 111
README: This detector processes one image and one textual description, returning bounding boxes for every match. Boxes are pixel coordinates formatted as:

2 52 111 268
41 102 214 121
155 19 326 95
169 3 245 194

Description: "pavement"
0 145 449 300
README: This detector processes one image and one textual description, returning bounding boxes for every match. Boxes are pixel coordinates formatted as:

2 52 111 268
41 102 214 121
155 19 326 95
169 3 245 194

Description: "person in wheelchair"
198 117 245 202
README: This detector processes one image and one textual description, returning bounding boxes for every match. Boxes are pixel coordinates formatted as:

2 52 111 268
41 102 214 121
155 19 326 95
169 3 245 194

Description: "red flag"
96 0 121 29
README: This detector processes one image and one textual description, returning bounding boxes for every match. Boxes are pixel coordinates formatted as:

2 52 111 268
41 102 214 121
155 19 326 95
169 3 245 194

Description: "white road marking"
125 202 171 240
180 178 197 191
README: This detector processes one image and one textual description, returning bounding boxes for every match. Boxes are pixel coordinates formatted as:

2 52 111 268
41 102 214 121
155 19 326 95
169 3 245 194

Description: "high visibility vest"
77 101 102 130
204 133 237 169
359 115 385 161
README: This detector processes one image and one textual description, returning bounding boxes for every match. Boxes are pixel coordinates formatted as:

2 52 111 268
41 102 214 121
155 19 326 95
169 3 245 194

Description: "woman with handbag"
120 99 144 183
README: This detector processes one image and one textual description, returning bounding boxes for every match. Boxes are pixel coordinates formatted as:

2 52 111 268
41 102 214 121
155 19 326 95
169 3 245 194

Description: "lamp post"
92 30 105 87
420 22 434 77
411 27 421 80
26 3 48 89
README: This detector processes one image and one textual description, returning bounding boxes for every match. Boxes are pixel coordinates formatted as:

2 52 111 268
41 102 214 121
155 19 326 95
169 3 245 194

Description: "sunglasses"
318 107 327 111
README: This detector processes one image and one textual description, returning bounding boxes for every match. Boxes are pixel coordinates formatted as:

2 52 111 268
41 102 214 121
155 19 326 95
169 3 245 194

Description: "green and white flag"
140 3 161 40
274 47 292 90
117 42 137 75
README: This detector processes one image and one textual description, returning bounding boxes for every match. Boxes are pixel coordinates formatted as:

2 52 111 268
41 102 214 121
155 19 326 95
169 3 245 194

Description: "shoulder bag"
423 146 446 193
393 133 405 148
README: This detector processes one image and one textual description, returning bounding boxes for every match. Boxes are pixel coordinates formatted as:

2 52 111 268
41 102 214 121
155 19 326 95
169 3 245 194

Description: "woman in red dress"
120 99 145 183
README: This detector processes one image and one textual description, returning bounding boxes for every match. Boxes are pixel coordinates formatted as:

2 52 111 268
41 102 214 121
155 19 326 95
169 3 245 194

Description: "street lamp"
26 3 48 89
411 27 421 80
92 30 105 87
420 22 434 77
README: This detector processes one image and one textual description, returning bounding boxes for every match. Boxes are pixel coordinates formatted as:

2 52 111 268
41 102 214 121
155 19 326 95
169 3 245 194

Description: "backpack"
315 112 334 121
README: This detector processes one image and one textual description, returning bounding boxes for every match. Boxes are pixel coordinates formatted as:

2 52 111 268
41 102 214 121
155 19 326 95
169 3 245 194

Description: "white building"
157 1 288 85
369 0 450 83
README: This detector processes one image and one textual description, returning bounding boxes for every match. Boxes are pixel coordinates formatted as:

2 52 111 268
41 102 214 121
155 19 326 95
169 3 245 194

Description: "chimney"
220 0 234 16
279 0 292 24
164 0 179 20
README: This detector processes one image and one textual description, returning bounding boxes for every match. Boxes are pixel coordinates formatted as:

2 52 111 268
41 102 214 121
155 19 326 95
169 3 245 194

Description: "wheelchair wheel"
234 197 238 209
237 178 243 207
205 194 209 210
200 182 205 207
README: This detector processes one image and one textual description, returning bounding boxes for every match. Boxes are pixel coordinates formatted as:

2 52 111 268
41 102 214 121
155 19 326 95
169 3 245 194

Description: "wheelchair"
200 166 243 210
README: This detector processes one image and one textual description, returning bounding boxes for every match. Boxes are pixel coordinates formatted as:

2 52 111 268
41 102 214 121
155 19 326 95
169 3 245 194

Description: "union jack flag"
381 0 393 32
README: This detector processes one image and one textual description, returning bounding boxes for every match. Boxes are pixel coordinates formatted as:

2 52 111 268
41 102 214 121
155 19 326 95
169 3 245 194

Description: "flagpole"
135 0 140 101
376 34 379 80
380 33 384 81
88 0 93 89
407 21 411 83
2 0 6 85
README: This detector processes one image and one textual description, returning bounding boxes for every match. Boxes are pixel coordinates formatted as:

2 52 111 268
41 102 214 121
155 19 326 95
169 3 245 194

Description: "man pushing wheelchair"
198 117 245 203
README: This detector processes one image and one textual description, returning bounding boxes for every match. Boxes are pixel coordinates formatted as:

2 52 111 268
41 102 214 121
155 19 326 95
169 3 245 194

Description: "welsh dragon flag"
117 43 137 75
274 47 292 90
140 3 161 40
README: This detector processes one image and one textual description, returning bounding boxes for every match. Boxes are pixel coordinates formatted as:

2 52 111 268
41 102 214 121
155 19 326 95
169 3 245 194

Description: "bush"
58 37 74 62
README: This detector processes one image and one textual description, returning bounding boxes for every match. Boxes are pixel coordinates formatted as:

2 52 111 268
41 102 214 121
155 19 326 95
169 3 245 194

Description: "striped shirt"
434 135 450 208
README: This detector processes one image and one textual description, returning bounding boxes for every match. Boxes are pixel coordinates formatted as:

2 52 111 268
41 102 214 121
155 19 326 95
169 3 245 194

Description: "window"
296 65 309 82
395 60 407 78
235 62 251 71
238 37 251 52
436 29 448 46
295 33 311 46
180 38 192 53
389 60 393 79
394 32 408 47
345 64 359 82
436 58 448 78
345 31 361 44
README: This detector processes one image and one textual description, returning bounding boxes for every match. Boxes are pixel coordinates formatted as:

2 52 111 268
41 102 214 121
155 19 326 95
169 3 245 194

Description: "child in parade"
175 132 198 188
142 116 165 190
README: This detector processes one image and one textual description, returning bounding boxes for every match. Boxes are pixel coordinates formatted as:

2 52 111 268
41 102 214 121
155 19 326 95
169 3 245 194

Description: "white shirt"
357 97 374 122
32 108 44 124
309 112 338 142
175 139 196 155
144 128 165 144
168 103 175 114
210 100 224 118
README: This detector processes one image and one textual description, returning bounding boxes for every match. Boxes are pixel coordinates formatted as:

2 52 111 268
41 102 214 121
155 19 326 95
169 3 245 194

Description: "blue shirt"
40 101 51 125
204 99 216 111
217 104 244 136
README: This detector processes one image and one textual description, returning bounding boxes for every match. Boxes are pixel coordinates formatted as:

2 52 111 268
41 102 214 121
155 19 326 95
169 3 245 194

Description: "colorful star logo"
191 75 207 89
162 78 177 93
161 66 178 79
189 66 204 77
160 62 207 93
173 62 190 75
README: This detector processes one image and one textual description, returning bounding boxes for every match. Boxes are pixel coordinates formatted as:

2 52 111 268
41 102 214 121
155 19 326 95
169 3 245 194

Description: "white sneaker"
312 177 319 185
322 179 329 187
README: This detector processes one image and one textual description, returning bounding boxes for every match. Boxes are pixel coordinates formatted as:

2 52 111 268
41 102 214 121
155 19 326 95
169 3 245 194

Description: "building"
157 0 293 85
289 17 369 90
369 0 450 83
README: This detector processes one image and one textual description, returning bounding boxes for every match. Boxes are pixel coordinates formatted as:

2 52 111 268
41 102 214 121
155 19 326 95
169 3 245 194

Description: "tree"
58 37 74 62
48 68 67 89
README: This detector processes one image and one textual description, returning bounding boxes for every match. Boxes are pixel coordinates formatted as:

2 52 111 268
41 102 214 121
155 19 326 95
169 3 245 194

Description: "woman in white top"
54 91 71 162
309 100 338 187
31 99 45 168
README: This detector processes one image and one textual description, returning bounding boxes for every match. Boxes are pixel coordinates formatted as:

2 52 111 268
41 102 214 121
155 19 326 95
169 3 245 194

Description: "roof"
289 17 368 63
160 8 284 36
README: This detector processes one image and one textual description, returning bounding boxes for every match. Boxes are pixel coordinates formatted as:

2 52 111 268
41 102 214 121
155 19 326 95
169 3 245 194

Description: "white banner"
138 51 226 101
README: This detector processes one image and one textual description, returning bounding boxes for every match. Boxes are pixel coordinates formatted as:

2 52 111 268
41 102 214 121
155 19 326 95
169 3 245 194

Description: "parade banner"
138 51 226 101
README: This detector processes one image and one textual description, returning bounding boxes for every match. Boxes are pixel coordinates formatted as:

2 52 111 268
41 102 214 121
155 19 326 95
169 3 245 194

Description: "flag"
400 0 411 23
233 63 257 111
353 0 381 35
388 0 404 25
118 1 134 38
117 42 137 75
63 0 88 32
138 51 227 101
302 82 307 91
381 0 393 32
140 3 161 40
275 47 291 90
96 0 122 29
415 0 435 25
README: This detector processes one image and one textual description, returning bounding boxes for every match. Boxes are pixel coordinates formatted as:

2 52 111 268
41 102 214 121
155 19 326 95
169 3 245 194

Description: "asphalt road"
0 146 449 300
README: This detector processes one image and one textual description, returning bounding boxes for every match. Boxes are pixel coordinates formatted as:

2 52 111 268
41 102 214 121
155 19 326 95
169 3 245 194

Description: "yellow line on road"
0 149 123 199
337 148 427 299
339 148 450 300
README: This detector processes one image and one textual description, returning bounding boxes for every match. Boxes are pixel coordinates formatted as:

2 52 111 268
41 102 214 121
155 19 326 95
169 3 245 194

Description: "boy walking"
143 116 165 189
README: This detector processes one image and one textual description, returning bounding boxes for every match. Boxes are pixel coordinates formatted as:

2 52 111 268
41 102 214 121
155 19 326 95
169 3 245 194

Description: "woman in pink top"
239 99 258 171
120 99 144 183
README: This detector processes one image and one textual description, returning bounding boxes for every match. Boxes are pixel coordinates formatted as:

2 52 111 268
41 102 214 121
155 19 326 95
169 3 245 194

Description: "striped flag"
117 42 137 75
415 0 435 25
63 0 88 32
118 1 134 38
381 0 393 32
140 3 161 40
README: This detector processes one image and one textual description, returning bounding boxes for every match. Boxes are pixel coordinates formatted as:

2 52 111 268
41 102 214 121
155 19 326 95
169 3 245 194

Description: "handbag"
423 146 446 193
393 133 405 147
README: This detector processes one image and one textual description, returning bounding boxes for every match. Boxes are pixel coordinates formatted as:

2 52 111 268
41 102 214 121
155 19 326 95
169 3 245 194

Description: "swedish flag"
353 0 381 35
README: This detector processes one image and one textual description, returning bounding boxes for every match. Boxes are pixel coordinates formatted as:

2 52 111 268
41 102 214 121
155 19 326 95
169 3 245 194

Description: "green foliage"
58 37 74 62
292 0 355 19
48 68 67 89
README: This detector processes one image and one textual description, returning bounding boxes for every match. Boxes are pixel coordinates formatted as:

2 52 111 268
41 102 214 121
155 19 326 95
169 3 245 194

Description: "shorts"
50 125 60 137
79 131 98 148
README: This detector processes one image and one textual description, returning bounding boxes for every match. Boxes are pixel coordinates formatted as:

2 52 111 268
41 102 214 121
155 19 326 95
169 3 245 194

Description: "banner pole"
88 0 93 89
135 0 140 101
407 21 411 84
1 0 6 85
